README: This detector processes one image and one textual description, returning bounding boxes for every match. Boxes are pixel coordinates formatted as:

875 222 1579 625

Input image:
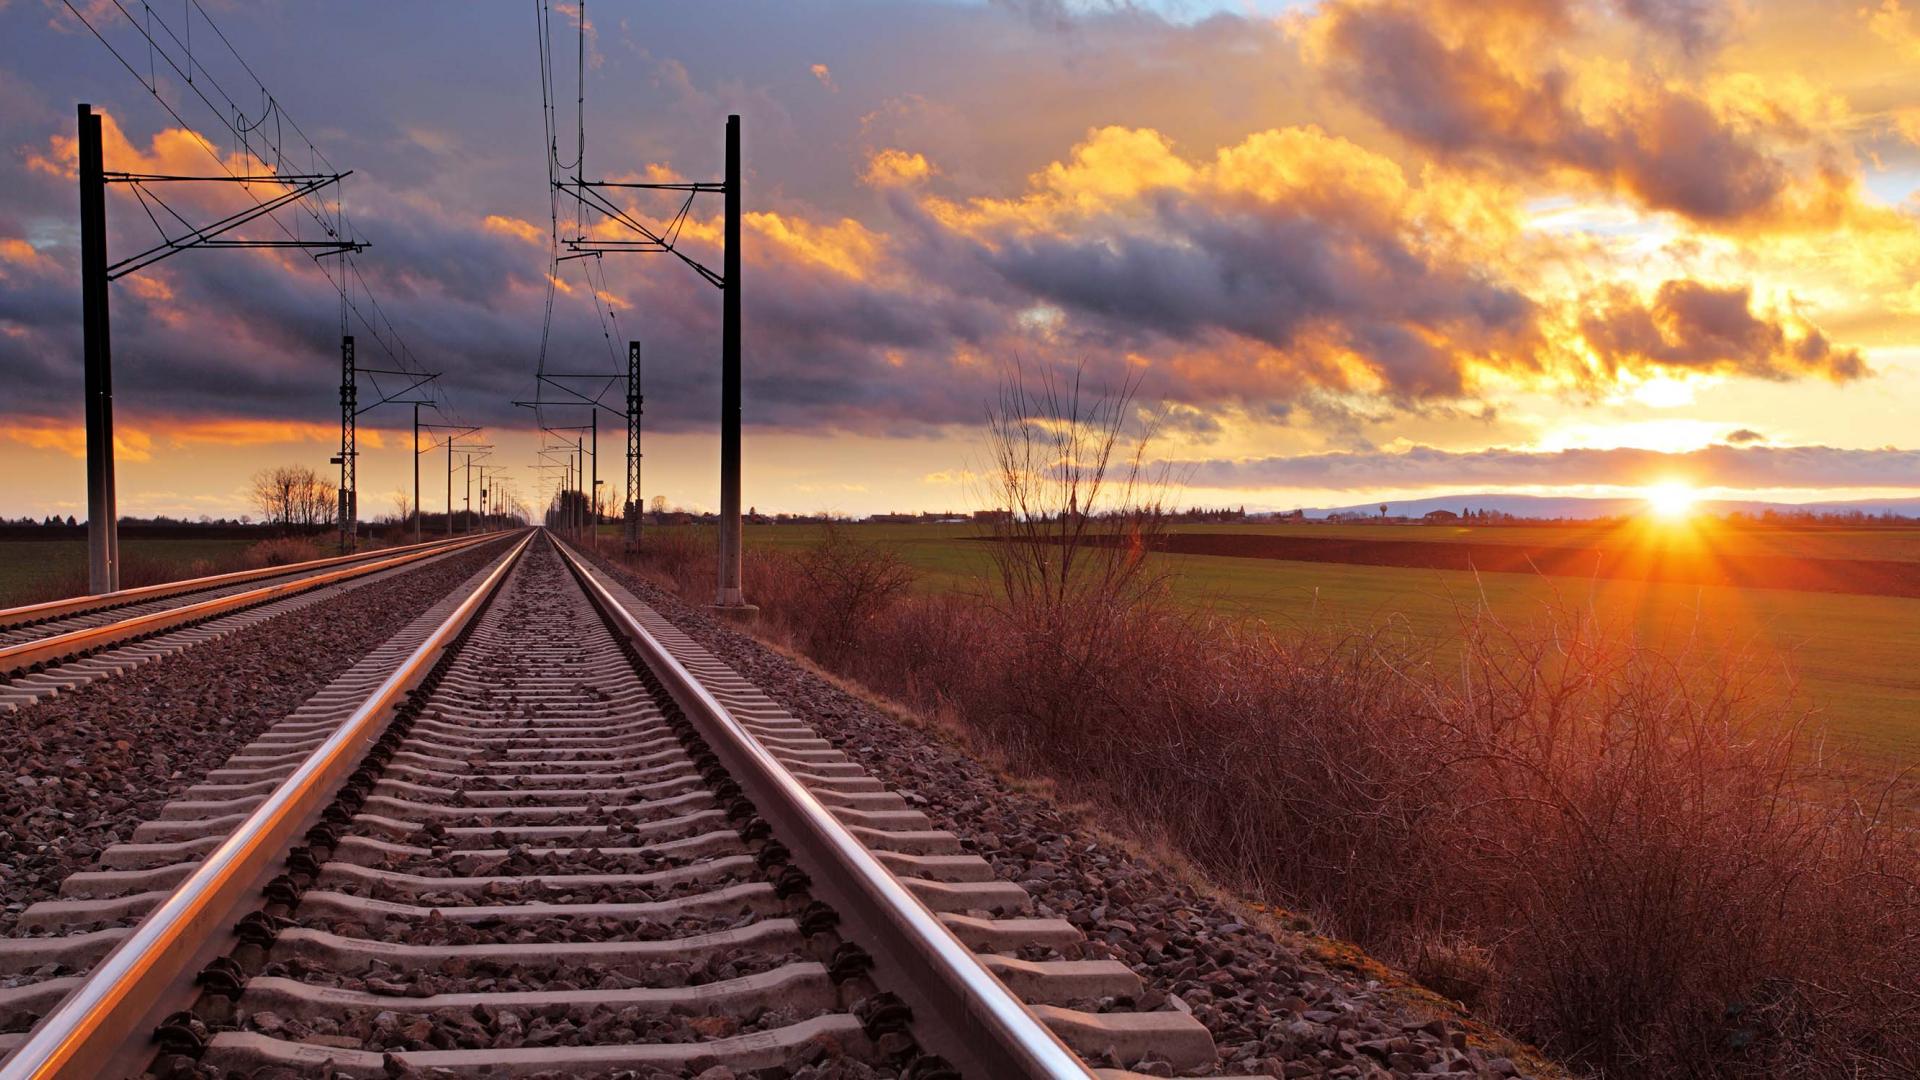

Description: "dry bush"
243 536 323 568
789 522 916 666
633 527 716 597
974 363 1174 756
851 592 999 710
1407 933 1498 1014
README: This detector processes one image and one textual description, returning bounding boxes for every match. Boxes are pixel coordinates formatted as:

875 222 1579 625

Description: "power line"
56 0 461 421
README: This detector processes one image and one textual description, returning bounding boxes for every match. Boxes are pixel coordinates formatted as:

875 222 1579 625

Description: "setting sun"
1645 481 1701 521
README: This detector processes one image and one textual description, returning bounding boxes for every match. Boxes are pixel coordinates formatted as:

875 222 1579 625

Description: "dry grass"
242 536 325 567
14 550 234 604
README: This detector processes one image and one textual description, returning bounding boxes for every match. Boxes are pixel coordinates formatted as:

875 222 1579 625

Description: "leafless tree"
294 472 339 529
977 362 1177 740
981 361 1168 612
250 466 337 531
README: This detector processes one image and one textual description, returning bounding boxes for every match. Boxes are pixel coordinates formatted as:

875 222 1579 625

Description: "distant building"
1423 509 1460 523
972 509 1013 523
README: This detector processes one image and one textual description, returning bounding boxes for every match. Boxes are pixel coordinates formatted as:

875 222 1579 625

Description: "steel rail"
0 532 505 675
0 530 535 1080
551 535 1096 1079
0 531 497 632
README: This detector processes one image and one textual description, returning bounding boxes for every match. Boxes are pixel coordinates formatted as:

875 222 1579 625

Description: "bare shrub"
853 591 998 710
790 522 916 665
1407 933 1498 1013
244 536 323 568
635 527 715 597
977 363 1173 755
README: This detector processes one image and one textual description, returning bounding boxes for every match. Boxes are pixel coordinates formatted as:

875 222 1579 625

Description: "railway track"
0 530 1235 1078
0 533 504 711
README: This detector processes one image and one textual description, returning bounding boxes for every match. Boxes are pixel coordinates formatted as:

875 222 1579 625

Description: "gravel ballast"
587 552 1555 1080
0 538 513 935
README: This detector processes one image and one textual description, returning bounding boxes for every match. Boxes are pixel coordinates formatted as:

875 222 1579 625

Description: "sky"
1 0 1918 521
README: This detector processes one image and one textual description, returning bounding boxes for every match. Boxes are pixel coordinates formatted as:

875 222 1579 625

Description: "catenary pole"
337 336 356 552
412 403 422 544
716 114 744 606
627 340 642 551
590 408 598 548
79 104 119 593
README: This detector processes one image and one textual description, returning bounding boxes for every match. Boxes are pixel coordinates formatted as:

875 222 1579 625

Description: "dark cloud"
1580 279 1866 381
1166 443 1920 491
1613 0 1733 56
927 166 1540 404
1312 0 1791 222
1725 428 1766 444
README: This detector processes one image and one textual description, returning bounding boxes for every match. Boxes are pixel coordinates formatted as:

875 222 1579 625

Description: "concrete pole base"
710 603 760 624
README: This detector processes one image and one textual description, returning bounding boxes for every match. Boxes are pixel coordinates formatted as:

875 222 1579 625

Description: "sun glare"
1644 481 1700 521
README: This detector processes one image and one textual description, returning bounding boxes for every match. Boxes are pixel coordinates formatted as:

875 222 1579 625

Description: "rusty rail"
0 533 502 632
0 532 506 675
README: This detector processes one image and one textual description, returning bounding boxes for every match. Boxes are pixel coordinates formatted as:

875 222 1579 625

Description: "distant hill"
1296 493 1920 520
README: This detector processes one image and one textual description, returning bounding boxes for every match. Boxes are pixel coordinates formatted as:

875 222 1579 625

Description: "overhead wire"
533 0 624 398
58 0 463 423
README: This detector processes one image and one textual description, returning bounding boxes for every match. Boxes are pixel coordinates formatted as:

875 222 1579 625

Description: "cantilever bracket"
104 171 362 279
553 175 725 289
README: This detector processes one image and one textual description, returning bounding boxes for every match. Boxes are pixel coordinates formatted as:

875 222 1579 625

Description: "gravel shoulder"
587 552 1566 1080
0 538 512 934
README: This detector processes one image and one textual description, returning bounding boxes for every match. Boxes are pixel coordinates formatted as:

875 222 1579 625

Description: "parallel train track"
0 533 503 711
0 530 1234 1078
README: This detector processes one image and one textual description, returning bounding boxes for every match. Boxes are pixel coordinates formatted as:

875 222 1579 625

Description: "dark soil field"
1134 532 1920 598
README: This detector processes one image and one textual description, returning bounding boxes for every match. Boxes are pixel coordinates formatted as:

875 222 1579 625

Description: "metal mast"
627 340 642 551
74 102 360 592
554 115 745 609
78 105 117 593
717 114 743 606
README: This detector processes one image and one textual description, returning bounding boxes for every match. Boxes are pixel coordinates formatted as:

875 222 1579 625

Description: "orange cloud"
28 110 266 185
862 148 932 188
0 416 381 465
162 418 355 448
482 215 544 244
1866 0 1920 58
0 238 52 273
0 419 155 462
746 213 882 279
1302 0 1887 231
124 273 174 303
1897 107 1920 148
1578 279 1867 383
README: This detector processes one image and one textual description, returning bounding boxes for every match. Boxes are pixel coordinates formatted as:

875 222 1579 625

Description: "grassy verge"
0 536 354 607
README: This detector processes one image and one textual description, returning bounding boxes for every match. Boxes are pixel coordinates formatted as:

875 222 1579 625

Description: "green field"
0 538 257 607
691 521 1920 764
